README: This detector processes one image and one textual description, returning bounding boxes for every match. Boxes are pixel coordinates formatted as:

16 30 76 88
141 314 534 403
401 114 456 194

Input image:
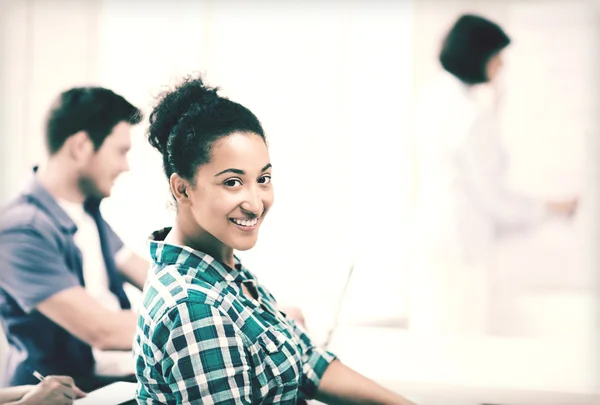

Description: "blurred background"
0 0 598 403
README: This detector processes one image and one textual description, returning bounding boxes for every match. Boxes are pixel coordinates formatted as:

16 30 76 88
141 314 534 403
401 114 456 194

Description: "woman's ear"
169 173 192 205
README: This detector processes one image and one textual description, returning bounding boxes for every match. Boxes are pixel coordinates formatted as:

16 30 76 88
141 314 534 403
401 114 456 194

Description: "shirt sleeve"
285 317 337 400
255 283 337 399
0 226 81 313
152 302 252 405
101 219 126 260
456 111 547 231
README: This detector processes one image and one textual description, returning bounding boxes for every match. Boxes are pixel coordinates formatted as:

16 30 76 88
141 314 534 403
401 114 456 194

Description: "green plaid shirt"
133 228 336 404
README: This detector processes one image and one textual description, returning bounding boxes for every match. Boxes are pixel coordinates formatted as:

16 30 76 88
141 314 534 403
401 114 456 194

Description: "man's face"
78 121 132 199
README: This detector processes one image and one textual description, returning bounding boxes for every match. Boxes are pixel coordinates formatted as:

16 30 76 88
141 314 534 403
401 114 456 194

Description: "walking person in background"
411 14 578 337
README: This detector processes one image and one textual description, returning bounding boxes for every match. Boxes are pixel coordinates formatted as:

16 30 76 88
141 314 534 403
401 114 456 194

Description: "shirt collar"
148 227 248 285
23 166 103 234
23 166 78 234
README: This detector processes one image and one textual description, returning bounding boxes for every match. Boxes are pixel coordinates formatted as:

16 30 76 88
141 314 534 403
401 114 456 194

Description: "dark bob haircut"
439 14 511 85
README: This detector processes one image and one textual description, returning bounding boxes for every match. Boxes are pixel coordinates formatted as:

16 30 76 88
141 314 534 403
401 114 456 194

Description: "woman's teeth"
231 218 259 227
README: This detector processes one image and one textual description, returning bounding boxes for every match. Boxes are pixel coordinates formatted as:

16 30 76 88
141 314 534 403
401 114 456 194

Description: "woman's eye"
259 175 272 184
224 179 242 187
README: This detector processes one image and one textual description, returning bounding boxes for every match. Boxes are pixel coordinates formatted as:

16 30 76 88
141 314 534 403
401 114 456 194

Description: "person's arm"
279 306 307 328
142 302 252 404
115 248 150 291
3 376 86 405
0 227 136 351
0 385 34 404
456 112 549 230
315 360 415 405
36 286 137 351
284 319 415 405
103 221 150 291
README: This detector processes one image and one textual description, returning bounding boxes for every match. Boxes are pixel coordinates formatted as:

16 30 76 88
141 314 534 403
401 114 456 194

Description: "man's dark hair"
439 14 511 84
46 87 143 154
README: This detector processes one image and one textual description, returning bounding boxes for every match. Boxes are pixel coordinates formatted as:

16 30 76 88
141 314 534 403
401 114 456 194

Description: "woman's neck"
170 212 235 268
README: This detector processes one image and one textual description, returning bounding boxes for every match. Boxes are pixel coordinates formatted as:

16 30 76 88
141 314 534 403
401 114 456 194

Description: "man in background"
0 87 149 391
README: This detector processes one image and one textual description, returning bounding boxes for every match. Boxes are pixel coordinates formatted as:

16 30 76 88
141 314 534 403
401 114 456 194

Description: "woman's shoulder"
139 263 225 321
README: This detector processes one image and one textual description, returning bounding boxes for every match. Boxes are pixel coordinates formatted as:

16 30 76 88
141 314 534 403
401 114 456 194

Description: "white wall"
0 0 101 205
494 2 598 343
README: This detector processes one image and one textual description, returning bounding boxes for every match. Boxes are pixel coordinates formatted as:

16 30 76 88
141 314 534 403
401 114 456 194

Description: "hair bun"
147 75 220 156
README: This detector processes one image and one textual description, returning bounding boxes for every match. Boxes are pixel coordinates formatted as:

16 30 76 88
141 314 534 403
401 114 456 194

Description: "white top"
57 199 135 376
412 71 546 265
409 72 550 336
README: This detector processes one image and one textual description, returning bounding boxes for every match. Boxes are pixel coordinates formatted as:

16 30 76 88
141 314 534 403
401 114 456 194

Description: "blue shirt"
0 171 131 387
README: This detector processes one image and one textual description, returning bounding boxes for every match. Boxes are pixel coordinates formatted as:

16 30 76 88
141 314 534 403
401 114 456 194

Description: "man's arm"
280 306 306 328
103 220 149 291
0 227 137 351
115 248 150 291
36 286 137 351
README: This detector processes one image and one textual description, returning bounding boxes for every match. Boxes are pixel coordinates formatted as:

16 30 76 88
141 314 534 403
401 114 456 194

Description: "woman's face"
186 132 274 252
486 51 505 82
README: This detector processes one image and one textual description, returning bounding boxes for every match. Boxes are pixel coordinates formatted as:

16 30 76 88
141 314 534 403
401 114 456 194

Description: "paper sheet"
75 381 136 405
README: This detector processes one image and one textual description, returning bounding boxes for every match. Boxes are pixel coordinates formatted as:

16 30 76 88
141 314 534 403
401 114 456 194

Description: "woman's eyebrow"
214 163 272 177
214 168 244 177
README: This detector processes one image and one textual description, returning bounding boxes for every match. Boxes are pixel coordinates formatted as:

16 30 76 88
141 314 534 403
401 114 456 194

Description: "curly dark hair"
147 75 266 184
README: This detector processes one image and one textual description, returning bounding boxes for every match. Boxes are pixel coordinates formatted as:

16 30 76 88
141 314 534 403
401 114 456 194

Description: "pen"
31 370 88 399
32 370 45 383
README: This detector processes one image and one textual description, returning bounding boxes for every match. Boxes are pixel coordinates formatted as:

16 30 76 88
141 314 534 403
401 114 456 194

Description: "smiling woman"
168 131 274 260
145 76 272 265
132 75 415 405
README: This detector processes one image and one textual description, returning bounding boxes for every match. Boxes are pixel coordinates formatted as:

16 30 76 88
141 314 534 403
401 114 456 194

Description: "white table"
321 326 599 405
